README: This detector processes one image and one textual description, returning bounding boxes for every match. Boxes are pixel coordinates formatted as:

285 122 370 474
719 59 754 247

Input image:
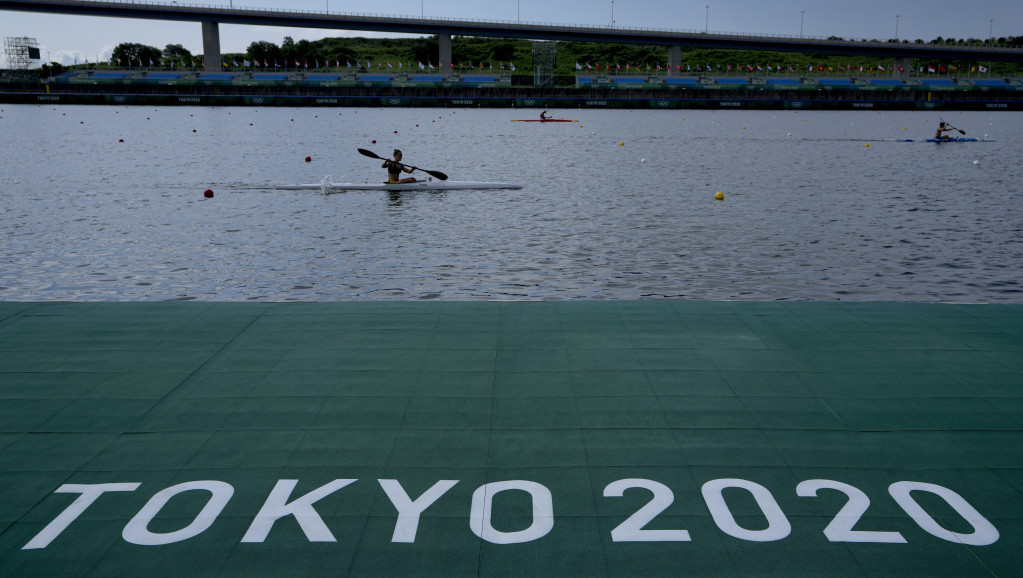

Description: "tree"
163 44 192 60
112 42 162 66
247 40 282 64
39 61 65 78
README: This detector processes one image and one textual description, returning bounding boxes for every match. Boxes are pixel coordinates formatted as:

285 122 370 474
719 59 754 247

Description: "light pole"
800 10 805 38
895 15 900 41
705 5 709 33
989 18 995 42
611 1 614 29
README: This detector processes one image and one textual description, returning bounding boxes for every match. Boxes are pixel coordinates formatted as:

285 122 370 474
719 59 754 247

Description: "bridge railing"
54 0 1022 51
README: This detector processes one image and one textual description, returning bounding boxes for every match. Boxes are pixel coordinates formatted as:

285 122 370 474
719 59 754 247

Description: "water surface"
1 105 1020 302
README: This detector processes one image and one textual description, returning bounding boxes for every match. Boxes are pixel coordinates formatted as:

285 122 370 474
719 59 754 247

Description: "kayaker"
934 122 954 141
382 149 417 184
540 110 548 120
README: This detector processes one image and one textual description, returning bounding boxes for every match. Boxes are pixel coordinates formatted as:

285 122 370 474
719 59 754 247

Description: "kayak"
277 181 522 191
511 119 578 122
926 137 978 142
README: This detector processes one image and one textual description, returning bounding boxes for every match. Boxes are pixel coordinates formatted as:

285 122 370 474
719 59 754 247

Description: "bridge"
3 0 1021 77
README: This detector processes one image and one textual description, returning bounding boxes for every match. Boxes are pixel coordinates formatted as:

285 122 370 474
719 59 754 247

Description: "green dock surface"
0 301 1020 576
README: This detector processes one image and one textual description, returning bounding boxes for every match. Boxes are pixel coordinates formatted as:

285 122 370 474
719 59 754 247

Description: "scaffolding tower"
4 37 41 71
532 41 557 88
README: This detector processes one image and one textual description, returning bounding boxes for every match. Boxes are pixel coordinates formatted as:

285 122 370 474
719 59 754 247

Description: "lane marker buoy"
715 192 725 201
203 189 214 198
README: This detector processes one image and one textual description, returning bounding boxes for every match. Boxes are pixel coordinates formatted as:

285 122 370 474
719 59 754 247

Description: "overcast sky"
2 0 1017 65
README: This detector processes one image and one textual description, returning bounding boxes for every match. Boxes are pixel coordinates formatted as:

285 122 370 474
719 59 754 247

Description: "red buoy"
203 189 214 198
305 156 312 162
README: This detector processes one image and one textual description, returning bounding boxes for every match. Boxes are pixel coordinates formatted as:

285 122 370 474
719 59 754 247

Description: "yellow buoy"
865 143 870 147
619 142 625 146
715 192 725 201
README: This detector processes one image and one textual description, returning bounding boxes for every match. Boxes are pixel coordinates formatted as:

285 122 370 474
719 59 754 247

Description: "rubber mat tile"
950 431 1023 469
562 330 633 349
420 349 495 372
219 529 360 577
349 516 479 577
165 371 265 399
413 371 494 397
399 397 492 430
645 370 735 397
685 331 769 351
576 396 668 429
204 348 289 372
766 430 977 470
488 429 587 468
911 397 1019 430
120 350 216 374
866 371 967 397
798 349 927 373
353 328 432 349
0 399 70 432
796 372 894 399
567 348 642 372
626 328 699 350
247 370 342 397
498 313 562 332
636 348 718 371
682 314 752 333
129 397 244 432
310 396 408 431
335 370 418 397
741 396 845 430
220 396 326 431
708 348 812 372
491 397 580 429
753 330 833 351
0 471 80 528
495 348 570 372
497 329 565 350
659 396 757 429
387 429 491 469
671 301 740 315
597 514 733 576
434 313 501 332
484 465 597 518
38 398 159 433
0 432 117 472
288 430 397 468
581 428 686 467
673 429 784 467
950 331 1023 352
228 329 308 350
846 539 995 577
477 515 608 578
570 370 654 397
821 397 935 431
990 398 1023 428
183 430 305 470
427 329 499 350
82 372 190 400
90 516 247 576
720 370 814 397
0 519 123 576
81 431 214 472
491 371 574 398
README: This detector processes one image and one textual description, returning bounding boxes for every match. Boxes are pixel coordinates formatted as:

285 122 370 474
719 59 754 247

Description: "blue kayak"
926 137 978 142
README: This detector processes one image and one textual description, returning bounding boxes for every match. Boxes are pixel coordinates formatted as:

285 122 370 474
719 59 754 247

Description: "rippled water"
1 105 1021 302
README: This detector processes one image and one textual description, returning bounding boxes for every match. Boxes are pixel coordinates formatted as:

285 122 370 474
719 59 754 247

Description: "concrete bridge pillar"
895 57 912 81
438 33 451 72
668 45 681 76
202 21 221 71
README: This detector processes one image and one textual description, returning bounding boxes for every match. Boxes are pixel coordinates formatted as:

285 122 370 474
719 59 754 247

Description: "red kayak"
511 119 578 122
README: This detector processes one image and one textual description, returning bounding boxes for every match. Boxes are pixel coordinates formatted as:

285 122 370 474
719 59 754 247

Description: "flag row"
576 62 991 74
110 57 516 71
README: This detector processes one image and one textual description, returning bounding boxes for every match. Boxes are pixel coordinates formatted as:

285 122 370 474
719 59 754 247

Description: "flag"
419 61 425 70
756 65 763 71
232 59 238 67
244 59 251 67
927 65 935 73
807 64 812 72
428 60 434 69
387 62 393 69
949 65 958 71
838 65 845 72
398 61 403 69
576 62 582 70
149 58 154 67
707 64 712 72
939 65 947 73
586 63 592 70
510 63 515 71
449 62 454 69
979 65 988 73
898 65 904 72
878 64 885 72
727 64 732 72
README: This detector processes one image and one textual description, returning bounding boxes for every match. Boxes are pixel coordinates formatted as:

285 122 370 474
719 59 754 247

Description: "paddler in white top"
382 149 417 184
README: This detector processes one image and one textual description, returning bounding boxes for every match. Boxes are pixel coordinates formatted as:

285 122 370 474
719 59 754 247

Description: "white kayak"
278 180 522 191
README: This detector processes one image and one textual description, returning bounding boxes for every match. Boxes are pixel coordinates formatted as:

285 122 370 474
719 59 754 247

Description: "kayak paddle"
357 148 448 180
938 117 966 135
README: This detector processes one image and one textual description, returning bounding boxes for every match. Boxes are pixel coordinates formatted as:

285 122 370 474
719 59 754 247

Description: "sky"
1 0 1017 66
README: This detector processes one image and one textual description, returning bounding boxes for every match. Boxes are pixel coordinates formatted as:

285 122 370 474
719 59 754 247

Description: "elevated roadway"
2 0 1021 74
